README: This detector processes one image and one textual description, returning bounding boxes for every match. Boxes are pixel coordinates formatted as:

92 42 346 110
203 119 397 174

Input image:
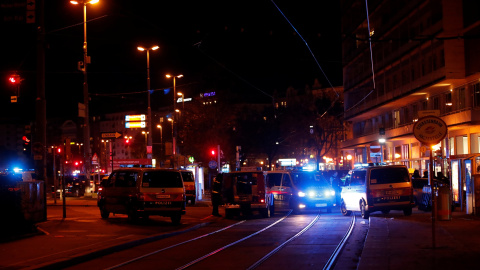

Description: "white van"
340 165 414 219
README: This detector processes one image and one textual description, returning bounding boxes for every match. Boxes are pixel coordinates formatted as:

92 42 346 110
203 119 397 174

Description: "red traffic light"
8 74 20 84
57 147 62 154
210 149 216 156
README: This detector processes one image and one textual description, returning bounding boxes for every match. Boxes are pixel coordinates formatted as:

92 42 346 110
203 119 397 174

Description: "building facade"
341 0 480 214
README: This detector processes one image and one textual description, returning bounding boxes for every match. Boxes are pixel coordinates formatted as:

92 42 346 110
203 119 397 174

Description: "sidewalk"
357 208 480 270
0 196 213 270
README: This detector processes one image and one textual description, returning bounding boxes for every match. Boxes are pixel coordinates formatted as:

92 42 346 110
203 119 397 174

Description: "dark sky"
0 0 341 121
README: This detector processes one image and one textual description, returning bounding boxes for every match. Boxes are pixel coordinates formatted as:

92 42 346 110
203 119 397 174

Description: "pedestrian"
423 170 428 179
330 172 341 205
412 170 421 179
211 173 223 217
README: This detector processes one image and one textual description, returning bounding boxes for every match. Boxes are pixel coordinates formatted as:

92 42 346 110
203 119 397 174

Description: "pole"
53 148 57 204
429 146 436 249
217 145 221 173
110 141 113 173
146 49 152 160
82 2 91 189
62 141 66 218
172 76 176 169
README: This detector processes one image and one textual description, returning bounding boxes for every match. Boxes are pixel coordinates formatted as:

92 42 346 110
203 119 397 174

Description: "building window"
393 110 400 128
473 83 480 108
458 88 465 109
433 96 439 110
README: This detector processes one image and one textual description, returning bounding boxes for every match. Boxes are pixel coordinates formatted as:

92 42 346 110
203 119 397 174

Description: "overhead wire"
344 0 376 113
270 0 340 118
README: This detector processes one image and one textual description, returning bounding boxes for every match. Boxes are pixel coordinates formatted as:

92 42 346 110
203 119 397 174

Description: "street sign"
370 141 381 153
101 132 122 139
413 116 447 145
209 160 217 169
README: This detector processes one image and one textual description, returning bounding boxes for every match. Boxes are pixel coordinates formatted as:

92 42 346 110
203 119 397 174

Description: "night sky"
0 0 341 121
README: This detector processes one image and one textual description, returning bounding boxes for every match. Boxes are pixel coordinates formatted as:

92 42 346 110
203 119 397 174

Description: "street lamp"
166 74 183 168
167 118 174 168
177 92 184 110
138 45 159 159
70 0 99 180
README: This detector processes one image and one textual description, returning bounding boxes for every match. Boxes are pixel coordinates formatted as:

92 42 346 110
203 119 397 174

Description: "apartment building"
341 0 480 213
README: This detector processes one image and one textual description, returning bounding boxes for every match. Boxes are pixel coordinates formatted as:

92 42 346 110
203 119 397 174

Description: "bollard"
437 185 451 221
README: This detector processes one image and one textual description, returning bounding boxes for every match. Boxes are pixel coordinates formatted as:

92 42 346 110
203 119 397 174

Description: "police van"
266 170 336 214
221 171 274 218
340 164 414 219
97 168 186 224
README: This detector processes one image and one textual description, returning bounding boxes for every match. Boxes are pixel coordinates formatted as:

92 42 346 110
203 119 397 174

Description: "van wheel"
100 205 109 219
360 200 370 219
171 214 181 224
403 207 412 216
381 209 390 214
340 200 351 216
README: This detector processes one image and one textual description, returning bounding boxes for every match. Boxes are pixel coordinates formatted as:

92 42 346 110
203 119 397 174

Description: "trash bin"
437 185 451 221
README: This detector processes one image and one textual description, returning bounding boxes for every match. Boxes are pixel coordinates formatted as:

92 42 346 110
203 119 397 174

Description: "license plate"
156 194 170 198
385 190 399 195
384 196 400 200
275 194 285 201
154 201 171 205
315 203 327 207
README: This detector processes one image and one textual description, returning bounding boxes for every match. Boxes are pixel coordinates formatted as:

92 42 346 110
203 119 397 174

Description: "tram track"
85 210 356 270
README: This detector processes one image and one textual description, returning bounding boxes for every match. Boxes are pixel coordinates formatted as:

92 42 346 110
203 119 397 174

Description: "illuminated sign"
125 114 146 121
176 97 192 103
278 158 296 167
201 92 216 98
125 122 146 128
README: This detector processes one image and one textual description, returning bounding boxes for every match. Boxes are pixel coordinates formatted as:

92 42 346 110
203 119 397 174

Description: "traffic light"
210 149 216 156
8 74 20 85
22 135 31 154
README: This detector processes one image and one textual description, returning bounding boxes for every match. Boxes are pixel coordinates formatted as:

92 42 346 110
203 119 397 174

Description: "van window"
350 171 366 185
181 171 194 182
369 167 409 184
142 171 183 188
282 174 291 187
266 173 282 188
233 173 261 195
115 171 138 187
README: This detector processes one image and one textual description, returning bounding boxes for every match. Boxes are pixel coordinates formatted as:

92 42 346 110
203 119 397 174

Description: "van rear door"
367 167 412 206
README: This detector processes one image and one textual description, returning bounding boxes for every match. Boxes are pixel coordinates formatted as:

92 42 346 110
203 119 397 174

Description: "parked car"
221 171 274 218
180 170 196 205
340 164 414 219
97 168 186 224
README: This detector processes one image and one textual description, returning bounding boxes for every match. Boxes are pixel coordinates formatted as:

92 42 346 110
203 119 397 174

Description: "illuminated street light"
177 92 184 110
70 0 99 181
166 74 183 169
138 45 160 160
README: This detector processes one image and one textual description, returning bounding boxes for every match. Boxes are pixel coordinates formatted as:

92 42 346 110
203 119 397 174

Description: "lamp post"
138 45 159 160
142 131 149 157
157 124 163 163
166 74 183 168
168 118 174 168
70 0 99 180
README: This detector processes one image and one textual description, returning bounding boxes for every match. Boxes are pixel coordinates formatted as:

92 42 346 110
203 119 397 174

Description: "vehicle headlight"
324 190 335 197
298 191 306 197
308 191 316 198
